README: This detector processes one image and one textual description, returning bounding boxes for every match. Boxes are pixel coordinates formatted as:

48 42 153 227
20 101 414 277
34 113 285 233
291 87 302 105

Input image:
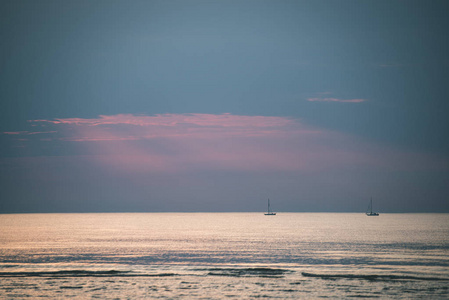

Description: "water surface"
1 213 448 298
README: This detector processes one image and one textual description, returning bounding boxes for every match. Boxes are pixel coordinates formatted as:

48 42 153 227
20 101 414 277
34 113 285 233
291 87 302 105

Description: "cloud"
22 114 327 172
28 113 310 143
307 98 367 103
33 113 292 127
3 113 445 174
2 131 57 135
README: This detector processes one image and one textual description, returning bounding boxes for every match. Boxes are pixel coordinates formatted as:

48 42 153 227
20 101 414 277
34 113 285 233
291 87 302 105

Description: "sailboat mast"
370 197 373 214
264 198 276 215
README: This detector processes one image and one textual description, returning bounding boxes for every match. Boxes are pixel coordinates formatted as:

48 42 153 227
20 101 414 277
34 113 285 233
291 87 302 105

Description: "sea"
0 213 448 299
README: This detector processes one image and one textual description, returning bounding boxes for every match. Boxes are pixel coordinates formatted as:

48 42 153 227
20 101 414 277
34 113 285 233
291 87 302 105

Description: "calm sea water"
0 213 448 298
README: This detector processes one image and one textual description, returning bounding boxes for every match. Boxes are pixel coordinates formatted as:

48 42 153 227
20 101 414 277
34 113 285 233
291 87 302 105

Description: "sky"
1 0 448 213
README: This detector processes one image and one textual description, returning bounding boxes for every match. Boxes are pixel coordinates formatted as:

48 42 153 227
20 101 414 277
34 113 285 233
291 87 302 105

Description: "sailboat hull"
366 212 379 216
264 213 276 215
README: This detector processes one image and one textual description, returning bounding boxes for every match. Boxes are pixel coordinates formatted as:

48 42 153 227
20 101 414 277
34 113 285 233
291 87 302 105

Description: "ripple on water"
59 286 83 289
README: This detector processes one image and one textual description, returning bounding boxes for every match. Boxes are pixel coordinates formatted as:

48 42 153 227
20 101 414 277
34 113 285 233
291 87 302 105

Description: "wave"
301 272 449 282
0 270 178 278
204 267 291 278
0 267 291 279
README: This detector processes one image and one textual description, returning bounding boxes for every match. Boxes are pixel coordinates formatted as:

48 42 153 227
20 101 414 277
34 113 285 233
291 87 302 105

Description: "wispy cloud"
21 114 327 172
2 131 57 135
3 113 445 174
307 98 367 103
30 113 304 142
33 113 294 130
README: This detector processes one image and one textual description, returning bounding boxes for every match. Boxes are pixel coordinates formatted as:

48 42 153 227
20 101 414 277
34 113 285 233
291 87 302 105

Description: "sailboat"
366 198 379 216
264 198 276 215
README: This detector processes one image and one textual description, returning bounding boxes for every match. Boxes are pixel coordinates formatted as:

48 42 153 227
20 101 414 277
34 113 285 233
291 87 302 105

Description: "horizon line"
1 211 447 215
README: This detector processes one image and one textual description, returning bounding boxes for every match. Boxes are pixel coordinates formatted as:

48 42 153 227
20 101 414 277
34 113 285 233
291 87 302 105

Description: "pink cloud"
2 131 56 135
307 98 367 103
30 113 309 142
3 131 27 135
12 113 445 174
33 113 293 128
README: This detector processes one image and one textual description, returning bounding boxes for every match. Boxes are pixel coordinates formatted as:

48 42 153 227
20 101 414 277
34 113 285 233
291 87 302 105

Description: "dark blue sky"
1 0 448 213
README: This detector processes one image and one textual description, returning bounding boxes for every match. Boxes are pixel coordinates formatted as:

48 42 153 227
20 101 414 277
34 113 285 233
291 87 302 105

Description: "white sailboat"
366 198 379 216
264 198 276 215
